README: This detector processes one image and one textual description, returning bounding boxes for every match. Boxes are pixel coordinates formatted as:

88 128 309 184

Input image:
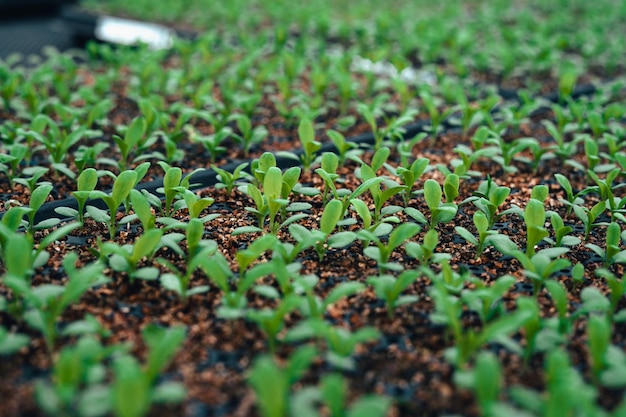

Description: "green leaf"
388 222 420 251
29 184 52 211
424 179 442 212
113 356 150 417
78 168 98 192
143 324 186 383
5 234 33 279
130 229 163 263
320 199 343 235
264 167 283 199
152 381 186 404
455 226 479 246
112 170 138 207
524 199 545 229
347 396 391 417
328 231 357 248
324 282 364 307
298 117 315 145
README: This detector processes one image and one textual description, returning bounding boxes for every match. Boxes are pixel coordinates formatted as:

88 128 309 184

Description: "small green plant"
585 221 626 267
359 222 421 272
232 114 268 157
405 229 450 265
99 229 164 282
367 270 420 319
423 176 459 230
89 170 138 238
454 352 503 417
4 252 108 352
455 211 499 259
291 373 391 417
573 200 608 241
112 117 147 171
297 117 322 171
201 234 277 319
55 168 99 223
326 129 361 166
106 326 186 417
247 293 302 353
248 345 317 417
213 162 250 196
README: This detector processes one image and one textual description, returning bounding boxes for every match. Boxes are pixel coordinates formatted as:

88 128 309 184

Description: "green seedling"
358 149 405 224
461 274 516 324
294 277 364 322
358 222 421 272
455 211 500 259
385 156 430 206
544 280 572 335
0 219 80 286
486 131 535 175
586 222 626 267
237 165 307 235
191 125 232 163
367 270 420 319
357 102 418 149
297 117 322 171
159 163 183 216
112 117 147 171
516 296 542 366
99 229 164 282
405 229 450 266
89 170 138 238
232 114 268 157
427 175 459 228
500 244 571 297
587 314 611 384
451 143 499 178
111 325 187 417
316 152 341 205
523 198 549 258
595 269 626 321
291 373 391 417
248 346 317 417
454 352 503 417
326 129 361 166
545 211 581 247
587 168 626 221
12 166 50 194
35 335 131 417
0 143 27 182
200 235 277 319
429 275 531 368
349 197 399 240
286 319 380 370
0 323 29 355
28 114 88 169
570 195 607 240
171 188 217 220
247 293 301 353
543 120 580 162
213 162 250 196
420 90 454 142
157 238 216 302
23 183 60 233
508 349 600 417
4 252 108 352
59 168 99 223
292 199 356 261
463 178 510 231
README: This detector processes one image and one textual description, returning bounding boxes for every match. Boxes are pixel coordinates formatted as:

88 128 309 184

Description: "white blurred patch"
95 16 174 50
351 55 436 85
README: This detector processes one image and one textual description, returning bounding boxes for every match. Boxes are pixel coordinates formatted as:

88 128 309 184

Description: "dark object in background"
0 0 78 60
